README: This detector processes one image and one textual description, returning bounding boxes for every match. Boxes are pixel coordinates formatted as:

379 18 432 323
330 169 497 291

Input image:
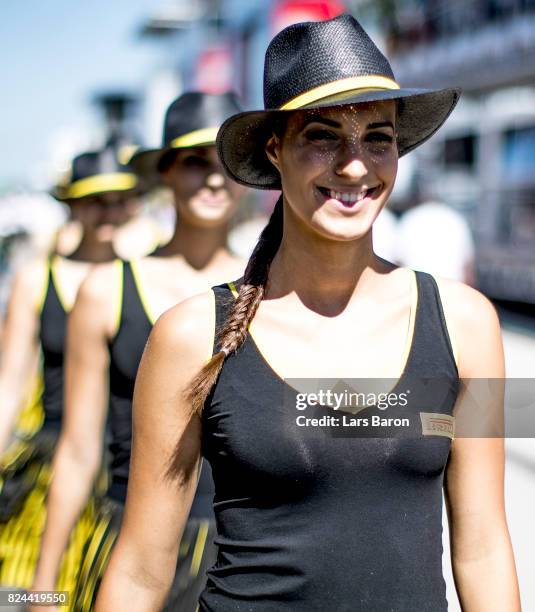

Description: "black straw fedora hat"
130 91 243 187
217 14 461 190
52 144 139 202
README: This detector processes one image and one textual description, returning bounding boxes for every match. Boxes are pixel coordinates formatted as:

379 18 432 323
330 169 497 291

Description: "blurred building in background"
379 0 535 303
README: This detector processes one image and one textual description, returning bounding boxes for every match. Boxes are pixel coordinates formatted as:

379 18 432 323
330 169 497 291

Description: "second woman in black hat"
30 92 246 612
96 14 519 612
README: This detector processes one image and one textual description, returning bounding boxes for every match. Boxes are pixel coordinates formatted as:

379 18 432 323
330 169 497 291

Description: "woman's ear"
265 134 281 172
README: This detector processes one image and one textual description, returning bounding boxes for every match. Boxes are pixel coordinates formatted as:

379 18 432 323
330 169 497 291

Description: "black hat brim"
217 87 461 190
130 131 221 190
129 148 164 191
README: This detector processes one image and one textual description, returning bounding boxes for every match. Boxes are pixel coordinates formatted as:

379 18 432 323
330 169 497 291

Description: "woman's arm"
0 261 46 454
441 280 521 611
31 267 116 593
95 291 215 612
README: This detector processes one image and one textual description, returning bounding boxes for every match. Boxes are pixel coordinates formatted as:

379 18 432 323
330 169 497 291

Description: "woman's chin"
187 203 236 227
95 225 116 243
309 213 374 243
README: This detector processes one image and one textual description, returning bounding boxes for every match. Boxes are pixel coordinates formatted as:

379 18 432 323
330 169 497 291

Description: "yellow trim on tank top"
111 259 125 336
50 256 73 312
77 517 111 610
190 520 210 577
129 259 157 325
227 280 239 299
36 259 51 314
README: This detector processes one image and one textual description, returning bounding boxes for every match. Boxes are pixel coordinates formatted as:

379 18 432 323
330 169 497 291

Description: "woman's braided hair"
186 194 283 416
165 195 284 481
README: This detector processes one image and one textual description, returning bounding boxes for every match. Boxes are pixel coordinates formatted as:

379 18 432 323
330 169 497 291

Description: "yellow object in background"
13 374 45 440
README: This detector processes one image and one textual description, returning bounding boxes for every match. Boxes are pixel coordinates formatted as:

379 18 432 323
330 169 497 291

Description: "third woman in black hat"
30 91 247 611
97 15 520 612
0 145 139 594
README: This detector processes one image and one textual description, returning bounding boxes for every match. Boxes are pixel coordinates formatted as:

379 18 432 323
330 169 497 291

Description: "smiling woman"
265 102 398 241
95 14 520 612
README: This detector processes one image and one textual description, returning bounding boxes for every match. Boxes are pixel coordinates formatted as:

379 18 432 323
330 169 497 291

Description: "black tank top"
107 260 215 517
39 259 67 430
199 271 459 612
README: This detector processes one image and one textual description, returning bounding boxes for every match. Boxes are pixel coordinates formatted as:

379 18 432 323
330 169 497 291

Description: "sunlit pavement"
443 325 535 611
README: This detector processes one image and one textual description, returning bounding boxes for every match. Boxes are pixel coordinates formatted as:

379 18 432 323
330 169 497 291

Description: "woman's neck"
67 232 116 263
268 213 393 315
157 218 232 270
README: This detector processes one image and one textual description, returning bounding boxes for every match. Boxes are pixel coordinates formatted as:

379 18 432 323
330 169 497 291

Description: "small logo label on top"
420 412 455 439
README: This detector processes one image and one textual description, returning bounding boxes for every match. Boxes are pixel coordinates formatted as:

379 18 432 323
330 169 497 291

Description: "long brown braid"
165 196 284 481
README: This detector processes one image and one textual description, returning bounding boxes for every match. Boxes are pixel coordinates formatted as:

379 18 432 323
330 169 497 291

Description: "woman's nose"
206 171 225 189
101 203 124 224
334 141 369 180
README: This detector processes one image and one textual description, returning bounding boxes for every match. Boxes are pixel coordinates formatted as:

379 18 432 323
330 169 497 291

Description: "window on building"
443 134 476 168
502 126 535 182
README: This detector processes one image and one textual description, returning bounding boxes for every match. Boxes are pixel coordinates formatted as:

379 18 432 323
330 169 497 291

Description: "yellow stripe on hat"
118 144 140 165
66 173 137 199
279 75 400 110
170 127 219 149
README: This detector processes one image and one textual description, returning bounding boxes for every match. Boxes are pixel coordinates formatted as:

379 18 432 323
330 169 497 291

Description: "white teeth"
327 188 370 203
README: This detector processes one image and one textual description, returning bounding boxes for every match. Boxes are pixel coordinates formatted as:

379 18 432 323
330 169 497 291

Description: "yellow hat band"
66 173 137 199
279 75 400 110
170 127 219 149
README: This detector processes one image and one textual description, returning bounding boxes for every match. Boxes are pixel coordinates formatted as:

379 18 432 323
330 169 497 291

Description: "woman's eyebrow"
367 121 394 130
302 116 341 128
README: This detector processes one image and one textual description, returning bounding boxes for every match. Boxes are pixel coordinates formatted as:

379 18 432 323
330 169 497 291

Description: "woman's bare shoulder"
433 276 503 377
10 257 49 309
71 261 125 336
149 290 216 366
77 260 121 305
434 276 499 330
13 257 48 288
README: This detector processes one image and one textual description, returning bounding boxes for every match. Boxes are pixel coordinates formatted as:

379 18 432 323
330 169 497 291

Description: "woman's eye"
182 155 210 167
366 132 394 144
305 129 338 142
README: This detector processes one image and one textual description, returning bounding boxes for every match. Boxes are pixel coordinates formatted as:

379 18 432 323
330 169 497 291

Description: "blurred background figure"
397 200 475 284
0 144 142 597
373 206 399 263
30 91 247 612
0 195 67 348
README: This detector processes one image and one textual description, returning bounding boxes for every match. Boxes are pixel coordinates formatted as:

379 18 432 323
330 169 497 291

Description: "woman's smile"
266 101 398 240
316 184 381 209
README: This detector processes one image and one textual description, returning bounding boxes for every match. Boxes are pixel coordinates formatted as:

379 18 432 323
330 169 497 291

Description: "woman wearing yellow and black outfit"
0 147 140 594
30 92 247 611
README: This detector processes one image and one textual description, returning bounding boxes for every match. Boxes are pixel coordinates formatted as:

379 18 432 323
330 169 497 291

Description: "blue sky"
1 0 162 187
